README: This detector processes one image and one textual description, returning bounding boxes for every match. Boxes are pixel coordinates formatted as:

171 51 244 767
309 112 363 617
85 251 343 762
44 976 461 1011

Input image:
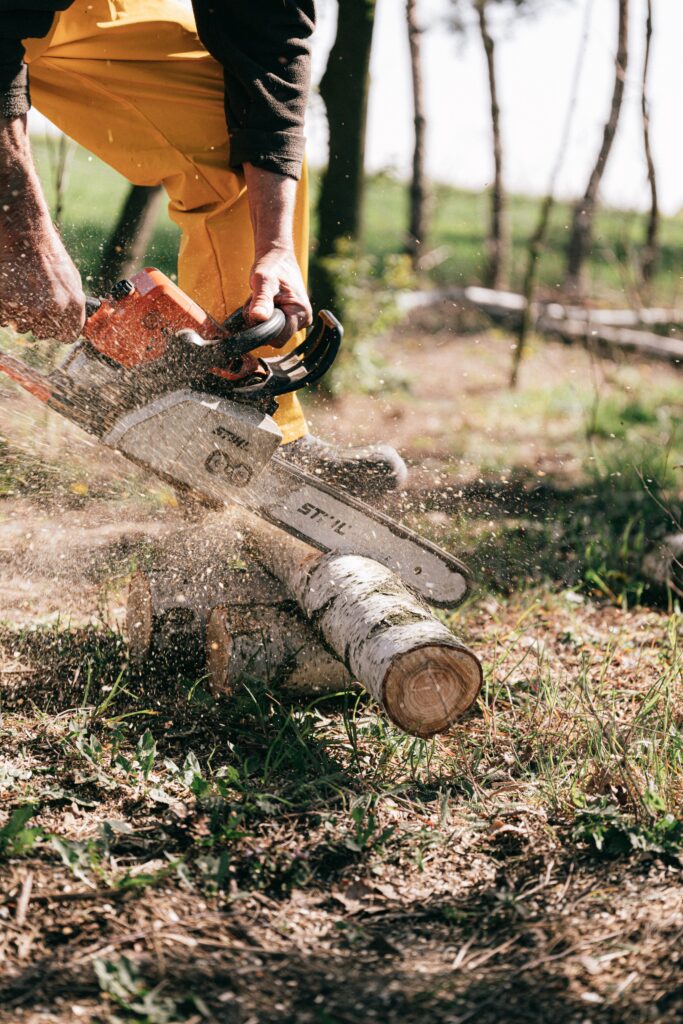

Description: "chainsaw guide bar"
103 388 469 607
0 267 471 608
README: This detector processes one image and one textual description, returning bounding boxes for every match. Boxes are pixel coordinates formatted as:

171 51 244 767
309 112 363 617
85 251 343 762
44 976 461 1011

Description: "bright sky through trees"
308 0 683 215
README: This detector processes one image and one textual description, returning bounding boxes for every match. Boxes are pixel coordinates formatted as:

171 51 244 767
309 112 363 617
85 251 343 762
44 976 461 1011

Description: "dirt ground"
1 313 682 1023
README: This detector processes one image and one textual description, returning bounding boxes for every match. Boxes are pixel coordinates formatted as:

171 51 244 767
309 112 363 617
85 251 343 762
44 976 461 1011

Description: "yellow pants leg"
23 0 309 443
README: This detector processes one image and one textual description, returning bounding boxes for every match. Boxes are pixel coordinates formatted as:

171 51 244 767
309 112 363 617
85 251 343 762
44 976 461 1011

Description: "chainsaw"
0 267 469 606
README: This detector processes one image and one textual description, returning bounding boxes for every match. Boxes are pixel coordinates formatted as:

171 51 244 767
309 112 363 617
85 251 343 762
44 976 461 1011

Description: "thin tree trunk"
99 184 163 287
640 0 658 285
510 0 592 387
565 0 629 294
406 0 429 269
316 0 377 257
475 0 507 289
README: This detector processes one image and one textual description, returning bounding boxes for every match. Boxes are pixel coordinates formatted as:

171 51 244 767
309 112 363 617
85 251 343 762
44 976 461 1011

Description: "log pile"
398 285 683 369
126 508 482 737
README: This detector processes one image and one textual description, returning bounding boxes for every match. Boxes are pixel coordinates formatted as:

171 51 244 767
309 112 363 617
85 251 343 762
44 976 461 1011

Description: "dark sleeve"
0 4 74 119
191 0 315 181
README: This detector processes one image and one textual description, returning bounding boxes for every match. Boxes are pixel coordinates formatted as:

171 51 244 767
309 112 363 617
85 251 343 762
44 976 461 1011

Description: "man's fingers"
273 308 313 347
248 272 278 322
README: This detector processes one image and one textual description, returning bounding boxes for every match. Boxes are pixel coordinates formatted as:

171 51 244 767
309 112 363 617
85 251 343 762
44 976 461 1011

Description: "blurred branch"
45 131 75 232
99 184 163 287
565 0 629 295
510 0 592 387
640 0 659 286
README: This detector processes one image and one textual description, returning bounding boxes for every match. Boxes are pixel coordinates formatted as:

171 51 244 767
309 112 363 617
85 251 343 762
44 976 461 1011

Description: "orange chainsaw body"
84 267 223 369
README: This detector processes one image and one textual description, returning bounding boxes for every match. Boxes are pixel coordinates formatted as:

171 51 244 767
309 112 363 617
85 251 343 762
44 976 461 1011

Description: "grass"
30 136 683 306
0 140 681 1023
0 590 681 1019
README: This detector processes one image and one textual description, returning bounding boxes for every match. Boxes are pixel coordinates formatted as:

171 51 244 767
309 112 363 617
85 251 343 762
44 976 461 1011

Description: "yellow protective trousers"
23 0 309 443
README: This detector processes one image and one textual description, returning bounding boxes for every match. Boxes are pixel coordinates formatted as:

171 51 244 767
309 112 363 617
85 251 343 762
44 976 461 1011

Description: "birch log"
126 563 284 668
232 509 482 737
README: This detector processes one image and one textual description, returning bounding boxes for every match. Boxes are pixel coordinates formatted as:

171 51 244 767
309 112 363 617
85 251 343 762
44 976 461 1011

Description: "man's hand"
243 164 312 346
0 116 85 342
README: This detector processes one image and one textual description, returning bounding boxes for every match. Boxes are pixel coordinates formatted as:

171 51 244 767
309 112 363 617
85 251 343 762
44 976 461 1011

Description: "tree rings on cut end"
383 644 482 738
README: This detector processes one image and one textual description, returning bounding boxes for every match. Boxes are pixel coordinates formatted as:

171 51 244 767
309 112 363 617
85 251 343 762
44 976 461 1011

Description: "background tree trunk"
311 0 377 314
565 0 629 295
510 0 593 387
475 0 507 289
405 0 429 269
316 0 376 257
640 0 658 285
99 184 164 287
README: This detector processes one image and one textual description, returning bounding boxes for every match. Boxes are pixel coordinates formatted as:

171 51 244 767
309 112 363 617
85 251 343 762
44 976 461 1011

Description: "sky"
307 0 683 215
29 0 683 216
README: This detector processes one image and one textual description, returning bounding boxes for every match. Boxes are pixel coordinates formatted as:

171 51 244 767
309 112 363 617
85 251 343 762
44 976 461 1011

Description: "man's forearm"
0 116 51 246
243 163 297 257
0 115 85 341
242 163 311 339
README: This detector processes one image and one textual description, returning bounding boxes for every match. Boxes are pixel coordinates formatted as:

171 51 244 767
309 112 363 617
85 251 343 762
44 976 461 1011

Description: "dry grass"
1 316 682 1023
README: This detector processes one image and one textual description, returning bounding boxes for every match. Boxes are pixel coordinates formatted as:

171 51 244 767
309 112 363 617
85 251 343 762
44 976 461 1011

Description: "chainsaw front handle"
222 306 286 355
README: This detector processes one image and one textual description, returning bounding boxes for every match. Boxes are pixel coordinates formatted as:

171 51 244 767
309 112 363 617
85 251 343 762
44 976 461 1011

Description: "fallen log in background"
233 509 482 737
396 285 683 369
537 314 683 368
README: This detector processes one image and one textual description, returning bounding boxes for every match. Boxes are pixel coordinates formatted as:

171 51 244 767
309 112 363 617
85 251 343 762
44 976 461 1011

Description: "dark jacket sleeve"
191 0 315 180
0 3 73 119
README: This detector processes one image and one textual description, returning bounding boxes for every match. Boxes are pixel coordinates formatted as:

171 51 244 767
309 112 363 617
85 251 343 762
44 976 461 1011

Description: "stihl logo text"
212 425 249 449
298 502 347 536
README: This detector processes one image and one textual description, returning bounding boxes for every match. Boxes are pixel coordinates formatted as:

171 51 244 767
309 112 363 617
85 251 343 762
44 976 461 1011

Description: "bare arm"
243 163 312 344
0 115 85 341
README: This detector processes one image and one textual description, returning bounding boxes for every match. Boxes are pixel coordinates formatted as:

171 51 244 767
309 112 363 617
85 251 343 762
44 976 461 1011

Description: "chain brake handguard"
180 309 343 399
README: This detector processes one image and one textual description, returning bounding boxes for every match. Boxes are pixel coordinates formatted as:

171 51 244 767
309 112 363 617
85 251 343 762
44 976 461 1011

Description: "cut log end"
205 604 353 699
127 571 154 662
383 644 482 738
206 606 235 697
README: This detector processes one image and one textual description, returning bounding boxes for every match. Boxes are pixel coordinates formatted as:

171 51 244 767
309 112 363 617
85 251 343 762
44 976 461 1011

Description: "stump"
127 563 352 696
206 605 351 697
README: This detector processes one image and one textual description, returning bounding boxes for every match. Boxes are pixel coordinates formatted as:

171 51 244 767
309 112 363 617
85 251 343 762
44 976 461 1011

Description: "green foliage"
94 955 210 1023
343 794 396 853
573 796 683 860
0 805 41 860
29 139 683 326
315 244 412 394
